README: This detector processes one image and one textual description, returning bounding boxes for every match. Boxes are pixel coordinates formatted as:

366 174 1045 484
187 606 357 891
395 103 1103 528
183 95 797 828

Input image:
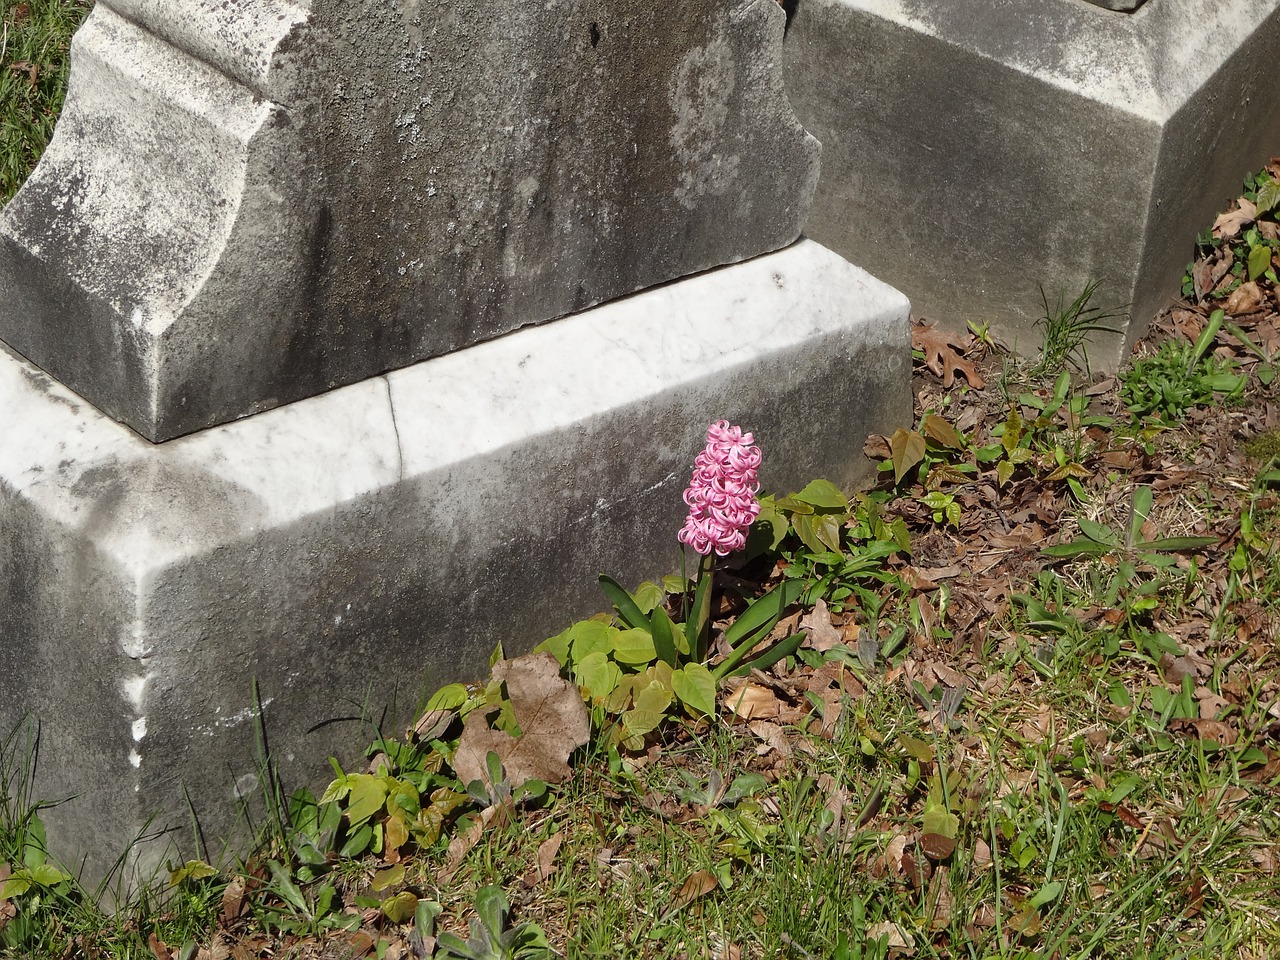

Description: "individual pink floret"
677 420 762 556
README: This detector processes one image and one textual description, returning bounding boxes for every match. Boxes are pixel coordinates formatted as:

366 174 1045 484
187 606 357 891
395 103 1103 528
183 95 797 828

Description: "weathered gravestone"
0 0 820 441
0 0 912 883
785 0 1280 368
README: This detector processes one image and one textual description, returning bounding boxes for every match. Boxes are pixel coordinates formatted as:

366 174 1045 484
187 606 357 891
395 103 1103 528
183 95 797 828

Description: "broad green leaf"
633 681 674 716
575 651 623 702
791 478 850 511
632 581 665 614
621 707 664 739
722 772 768 804
899 735 934 762
1028 880 1063 910
1002 408 1024 455
922 800 959 839
612 627 658 665
346 774 390 827
671 663 717 716
381 891 419 924
996 459 1016 488
890 428 926 486
598 575 652 630
793 511 843 554
168 860 217 887
1248 243 1273 282
372 864 406 892
1 875 31 898
1255 176 1280 216
424 683 468 712
536 627 572 667
569 619 614 663
922 414 965 450
1077 517 1119 546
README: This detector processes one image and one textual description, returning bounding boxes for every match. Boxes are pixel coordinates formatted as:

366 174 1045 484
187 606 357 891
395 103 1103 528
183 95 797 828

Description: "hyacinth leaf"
790 478 850 511
597 575 653 631
733 630 805 679
723 578 807 648
650 604 679 668
671 662 717 716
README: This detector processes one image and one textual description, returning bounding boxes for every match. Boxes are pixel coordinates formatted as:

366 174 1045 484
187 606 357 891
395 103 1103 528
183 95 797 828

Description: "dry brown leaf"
1169 717 1238 746
1213 198 1257 239
867 921 916 953
663 870 719 917
800 598 843 652
748 720 793 758
1225 280 1264 315
219 875 248 925
522 831 564 888
925 865 955 931
453 652 590 790
722 681 781 720
912 322 986 388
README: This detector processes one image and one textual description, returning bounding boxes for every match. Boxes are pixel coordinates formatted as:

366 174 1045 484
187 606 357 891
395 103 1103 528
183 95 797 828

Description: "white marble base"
0 240 910 882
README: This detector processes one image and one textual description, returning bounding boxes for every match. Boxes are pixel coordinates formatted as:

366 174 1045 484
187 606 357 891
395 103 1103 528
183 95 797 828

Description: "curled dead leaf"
1213 198 1257 240
722 681 781 720
1225 280 1264 315
912 322 987 388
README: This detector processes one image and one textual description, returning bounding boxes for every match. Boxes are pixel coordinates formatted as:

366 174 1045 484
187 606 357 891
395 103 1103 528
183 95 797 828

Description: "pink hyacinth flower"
677 420 762 557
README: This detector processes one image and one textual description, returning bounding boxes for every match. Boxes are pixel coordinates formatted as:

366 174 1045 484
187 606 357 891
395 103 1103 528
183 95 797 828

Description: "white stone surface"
0 241 911 883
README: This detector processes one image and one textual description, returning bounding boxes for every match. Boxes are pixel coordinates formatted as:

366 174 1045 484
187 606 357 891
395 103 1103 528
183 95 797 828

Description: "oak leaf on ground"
912 322 986 388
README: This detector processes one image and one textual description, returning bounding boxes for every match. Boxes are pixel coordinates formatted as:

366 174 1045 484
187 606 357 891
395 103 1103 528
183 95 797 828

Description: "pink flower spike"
677 420 761 557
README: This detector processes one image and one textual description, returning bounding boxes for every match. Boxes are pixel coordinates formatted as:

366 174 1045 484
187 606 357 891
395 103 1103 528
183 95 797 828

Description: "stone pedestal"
785 0 1280 368
0 0 818 440
0 241 910 883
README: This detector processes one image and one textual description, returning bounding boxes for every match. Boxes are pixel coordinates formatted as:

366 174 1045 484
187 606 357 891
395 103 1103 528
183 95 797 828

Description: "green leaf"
621 707 664 740
1028 880 1064 910
474 884 511 942
372 865 406 892
890 428 927 486
535 627 572 667
1136 536 1218 552
346 774 390 827
1042 538 1114 559
737 629 806 677
598 575 653 631
168 859 217 887
575 651 623 702
633 681 674 715
671 663 717 716
1002 408 1024 455
1077 517 1120 546
381 891 420 924
1248 243 1273 282
922 414 965 450
791 478 850 511
569 620 614 663
792 511 844 554
996 459 1016 488
1255 175 1280 216
632 581 664 614
425 683 469 712
611 627 658 665
921 800 959 839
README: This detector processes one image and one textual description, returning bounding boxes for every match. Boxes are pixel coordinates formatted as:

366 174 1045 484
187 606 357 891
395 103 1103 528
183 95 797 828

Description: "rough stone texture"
0 241 910 885
0 0 818 442
785 0 1280 369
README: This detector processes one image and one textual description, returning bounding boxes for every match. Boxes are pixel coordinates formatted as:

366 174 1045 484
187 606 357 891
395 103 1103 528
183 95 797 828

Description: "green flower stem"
691 551 716 662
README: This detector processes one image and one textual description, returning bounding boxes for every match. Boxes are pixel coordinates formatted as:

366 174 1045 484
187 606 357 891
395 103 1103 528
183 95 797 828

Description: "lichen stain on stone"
669 32 738 209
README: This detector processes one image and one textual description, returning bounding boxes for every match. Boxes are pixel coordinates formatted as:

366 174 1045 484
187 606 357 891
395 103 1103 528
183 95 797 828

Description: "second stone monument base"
0 240 911 887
